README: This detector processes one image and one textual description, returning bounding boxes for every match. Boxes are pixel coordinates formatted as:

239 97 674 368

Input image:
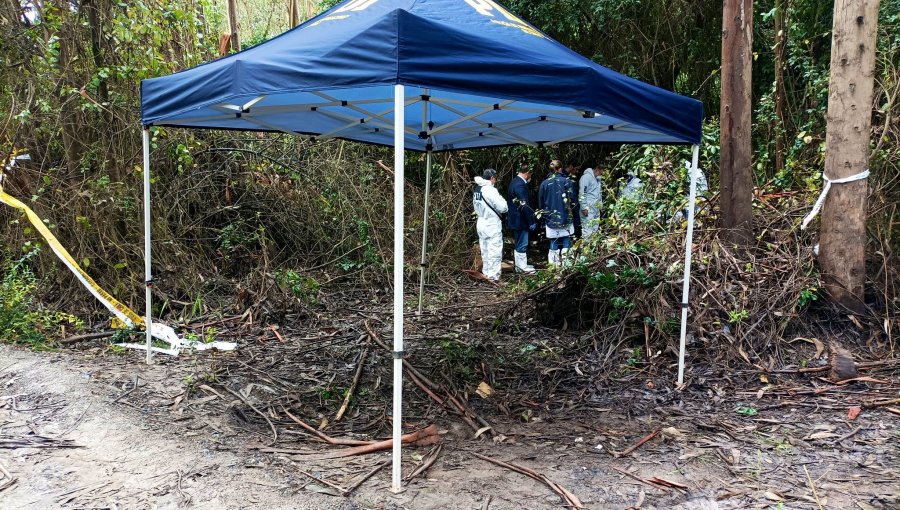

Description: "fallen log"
58 331 115 345
291 424 440 460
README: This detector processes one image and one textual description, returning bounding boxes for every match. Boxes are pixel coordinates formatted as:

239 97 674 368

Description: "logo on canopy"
464 0 545 38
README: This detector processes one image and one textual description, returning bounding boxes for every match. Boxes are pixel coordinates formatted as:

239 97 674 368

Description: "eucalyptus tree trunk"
719 0 755 245
819 0 881 311
227 0 240 51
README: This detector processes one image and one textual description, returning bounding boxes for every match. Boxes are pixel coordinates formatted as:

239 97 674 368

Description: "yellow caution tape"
1 153 236 355
0 183 145 328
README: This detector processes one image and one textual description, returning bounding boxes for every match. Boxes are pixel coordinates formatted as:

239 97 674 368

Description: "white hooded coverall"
473 176 508 280
579 168 602 240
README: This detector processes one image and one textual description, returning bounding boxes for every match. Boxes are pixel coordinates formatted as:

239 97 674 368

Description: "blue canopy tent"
140 0 703 490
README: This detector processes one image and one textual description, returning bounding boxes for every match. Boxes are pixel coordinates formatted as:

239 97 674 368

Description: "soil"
1 295 898 509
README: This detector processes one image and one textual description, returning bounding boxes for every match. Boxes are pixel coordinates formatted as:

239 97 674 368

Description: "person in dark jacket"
538 160 575 266
507 164 537 274
564 163 582 238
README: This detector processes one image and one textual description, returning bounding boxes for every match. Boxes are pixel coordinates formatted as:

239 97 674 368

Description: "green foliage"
0 250 81 349
275 270 321 304
797 287 819 308
735 406 759 417
728 309 750 325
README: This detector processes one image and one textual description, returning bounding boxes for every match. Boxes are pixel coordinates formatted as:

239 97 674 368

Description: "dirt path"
0 345 337 509
2 342 898 510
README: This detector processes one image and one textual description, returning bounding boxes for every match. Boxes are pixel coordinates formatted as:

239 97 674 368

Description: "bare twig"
346 460 389 494
404 444 442 483
298 470 347 495
224 386 277 444
613 428 661 457
334 343 370 422
473 452 584 509
281 407 373 446
291 425 439 460
803 465 824 510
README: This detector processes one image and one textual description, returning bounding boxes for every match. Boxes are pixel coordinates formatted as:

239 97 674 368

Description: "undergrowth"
0 249 82 349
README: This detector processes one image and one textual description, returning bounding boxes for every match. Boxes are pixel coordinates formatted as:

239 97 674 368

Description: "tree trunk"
227 0 240 52
819 0 880 312
719 0 754 244
773 0 788 175
290 0 300 27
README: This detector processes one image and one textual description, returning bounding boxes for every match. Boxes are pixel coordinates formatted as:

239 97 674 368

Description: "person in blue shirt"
538 160 575 266
506 164 537 274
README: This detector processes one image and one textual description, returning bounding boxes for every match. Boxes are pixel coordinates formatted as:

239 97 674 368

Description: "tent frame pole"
391 84 405 492
677 144 700 385
417 149 433 314
142 128 153 365
417 91 432 314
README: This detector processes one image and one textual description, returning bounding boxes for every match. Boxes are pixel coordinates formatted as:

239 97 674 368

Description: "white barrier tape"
800 170 870 230
115 323 236 354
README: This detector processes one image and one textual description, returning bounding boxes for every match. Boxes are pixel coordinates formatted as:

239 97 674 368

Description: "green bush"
0 250 81 349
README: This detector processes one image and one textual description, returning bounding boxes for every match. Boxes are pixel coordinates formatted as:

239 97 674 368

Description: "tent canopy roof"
140 0 703 150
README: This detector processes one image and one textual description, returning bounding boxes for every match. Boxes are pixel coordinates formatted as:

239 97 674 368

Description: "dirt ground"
1 315 899 509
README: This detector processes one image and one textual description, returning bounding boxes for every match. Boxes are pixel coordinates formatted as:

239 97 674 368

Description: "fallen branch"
335 343 370 422
613 428 661 457
364 321 490 434
58 331 115 345
863 397 900 409
347 460 389 494
473 452 584 509
834 426 862 443
0 434 82 449
298 470 347 495
291 424 439 460
224 386 277 444
610 466 668 492
282 407 373 446
404 444 442 482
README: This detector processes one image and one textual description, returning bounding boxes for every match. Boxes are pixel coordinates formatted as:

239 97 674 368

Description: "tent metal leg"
677 144 700 385
391 84 405 492
417 149 433 314
142 128 153 365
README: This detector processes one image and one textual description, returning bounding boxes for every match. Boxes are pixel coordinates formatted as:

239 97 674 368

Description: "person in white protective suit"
579 166 603 242
473 169 508 281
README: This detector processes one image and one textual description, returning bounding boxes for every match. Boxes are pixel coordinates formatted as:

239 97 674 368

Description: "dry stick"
609 466 668 493
863 397 900 409
111 375 139 404
403 444 442 482
58 330 115 345
364 321 488 433
282 407 373 446
291 425 440 460
298 470 348 495
0 459 13 480
835 426 862 444
334 343 370 422
473 453 584 509
224 386 277 444
346 460 389 494
803 465 824 510
613 428 661 457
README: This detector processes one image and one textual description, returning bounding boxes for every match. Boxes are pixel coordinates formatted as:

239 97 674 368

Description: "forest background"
0 0 897 362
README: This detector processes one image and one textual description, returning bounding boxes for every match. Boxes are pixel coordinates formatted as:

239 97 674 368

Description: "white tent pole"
142 128 153 365
677 144 701 385
417 148 433 314
391 83 405 492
